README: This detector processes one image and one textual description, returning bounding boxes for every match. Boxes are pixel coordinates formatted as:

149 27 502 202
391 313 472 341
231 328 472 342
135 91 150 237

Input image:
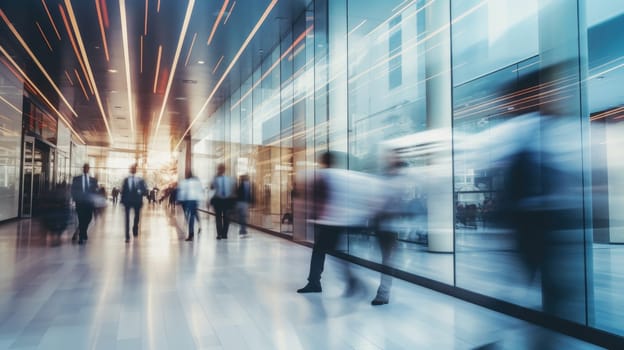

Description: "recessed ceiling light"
108 69 118 73
197 60 205 64
175 97 187 101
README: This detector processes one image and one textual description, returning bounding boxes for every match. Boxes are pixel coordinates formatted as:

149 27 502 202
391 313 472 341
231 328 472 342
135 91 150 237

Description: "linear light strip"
95 0 110 61
58 5 94 94
207 0 229 45
223 1 236 25
212 55 224 74
144 0 149 36
100 0 109 28
41 0 61 40
140 35 144 73
153 45 163 93
348 19 366 36
64 0 114 143
64 70 74 85
36 21 54 51
0 45 85 144
157 0 161 13
392 0 412 13
120 0 135 134
0 9 78 116
230 25 312 111
176 0 278 150
151 0 195 147
74 68 90 100
591 107 624 121
589 62 624 80
0 95 22 114
184 32 198 67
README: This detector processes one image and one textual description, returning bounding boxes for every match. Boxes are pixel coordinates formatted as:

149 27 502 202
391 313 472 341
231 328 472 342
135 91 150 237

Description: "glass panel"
345 0 453 284
281 30 294 235
0 65 24 220
586 0 624 335
452 0 587 325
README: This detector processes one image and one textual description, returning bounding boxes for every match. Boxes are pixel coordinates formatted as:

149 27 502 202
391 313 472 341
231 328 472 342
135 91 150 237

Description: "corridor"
0 206 599 349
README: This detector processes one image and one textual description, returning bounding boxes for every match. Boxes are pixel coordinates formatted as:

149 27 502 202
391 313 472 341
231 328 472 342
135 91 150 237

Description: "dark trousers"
184 201 198 238
75 203 93 240
124 204 142 239
214 198 230 237
307 224 345 285
375 230 397 299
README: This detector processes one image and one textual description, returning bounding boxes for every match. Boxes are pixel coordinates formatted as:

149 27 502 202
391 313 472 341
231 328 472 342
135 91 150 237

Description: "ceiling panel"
0 0 310 152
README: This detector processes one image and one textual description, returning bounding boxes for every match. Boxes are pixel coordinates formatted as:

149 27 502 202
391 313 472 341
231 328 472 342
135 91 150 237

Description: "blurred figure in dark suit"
210 163 234 239
236 174 253 238
121 164 147 243
111 187 120 205
40 182 71 245
71 163 98 244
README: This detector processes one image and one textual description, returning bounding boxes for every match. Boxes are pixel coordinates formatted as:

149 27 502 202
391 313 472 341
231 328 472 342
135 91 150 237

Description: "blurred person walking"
297 152 382 295
178 170 203 241
41 183 71 245
236 174 253 238
71 163 98 244
210 163 234 239
370 153 408 305
111 187 120 205
121 164 147 243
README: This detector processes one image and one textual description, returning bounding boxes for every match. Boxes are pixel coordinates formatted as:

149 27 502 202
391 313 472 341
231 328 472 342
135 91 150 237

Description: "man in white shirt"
297 152 382 294
210 163 234 239
177 170 204 241
121 164 147 242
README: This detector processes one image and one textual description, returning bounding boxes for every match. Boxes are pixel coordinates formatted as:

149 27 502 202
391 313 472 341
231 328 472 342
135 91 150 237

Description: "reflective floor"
0 205 600 349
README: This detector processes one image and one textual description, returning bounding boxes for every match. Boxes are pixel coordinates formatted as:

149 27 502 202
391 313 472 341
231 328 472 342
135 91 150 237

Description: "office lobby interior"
1 0 623 349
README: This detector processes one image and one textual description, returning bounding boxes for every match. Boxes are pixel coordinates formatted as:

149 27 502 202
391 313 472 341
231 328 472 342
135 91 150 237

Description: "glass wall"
0 63 23 221
585 0 624 335
191 0 624 339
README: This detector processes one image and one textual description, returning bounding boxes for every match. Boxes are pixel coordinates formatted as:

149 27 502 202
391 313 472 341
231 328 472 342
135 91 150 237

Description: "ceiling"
0 0 310 152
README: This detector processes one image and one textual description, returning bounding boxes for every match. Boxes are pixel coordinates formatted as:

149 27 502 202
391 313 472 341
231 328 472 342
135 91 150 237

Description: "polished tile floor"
0 205 601 349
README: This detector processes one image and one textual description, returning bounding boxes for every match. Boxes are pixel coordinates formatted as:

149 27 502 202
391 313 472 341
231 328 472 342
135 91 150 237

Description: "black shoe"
222 236 227 239
125 239 130 243
185 237 193 242
297 283 322 293
78 240 85 245
72 233 78 241
371 298 389 306
217 236 222 240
